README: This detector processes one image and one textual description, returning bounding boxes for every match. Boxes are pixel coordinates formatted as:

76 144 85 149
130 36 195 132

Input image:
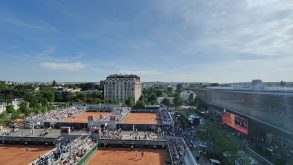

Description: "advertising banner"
222 112 248 135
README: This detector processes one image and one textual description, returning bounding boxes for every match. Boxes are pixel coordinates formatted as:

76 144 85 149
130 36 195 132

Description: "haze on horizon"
0 0 293 83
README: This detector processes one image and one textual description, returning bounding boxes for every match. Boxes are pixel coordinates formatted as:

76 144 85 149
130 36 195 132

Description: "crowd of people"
249 134 293 163
39 127 53 137
162 117 192 164
168 137 186 165
102 107 129 123
99 128 159 141
34 136 95 165
234 116 248 128
159 107 173 124
161 112 202 165
26 107 84 122
29 106 197 165
86 104 118 111
100 128 123 139
204 106 293 164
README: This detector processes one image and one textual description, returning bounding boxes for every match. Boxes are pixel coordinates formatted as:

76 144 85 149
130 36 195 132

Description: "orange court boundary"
62 112 110 123
122 112 160 125
0 145 53 165
88 148 167 165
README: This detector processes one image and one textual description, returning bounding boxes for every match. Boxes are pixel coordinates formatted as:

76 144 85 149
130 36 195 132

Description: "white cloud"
160 0 293 56
40 62 85 71
0 16 56 31
154 0 293 82
2 0 293 82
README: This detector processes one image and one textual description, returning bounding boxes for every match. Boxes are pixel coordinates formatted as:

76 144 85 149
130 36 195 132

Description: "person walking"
25 142 29 152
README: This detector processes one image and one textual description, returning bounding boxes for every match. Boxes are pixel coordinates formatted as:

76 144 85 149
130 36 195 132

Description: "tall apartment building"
104 74 142 102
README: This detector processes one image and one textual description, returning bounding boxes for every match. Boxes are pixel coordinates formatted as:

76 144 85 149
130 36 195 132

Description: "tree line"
0 81 205 124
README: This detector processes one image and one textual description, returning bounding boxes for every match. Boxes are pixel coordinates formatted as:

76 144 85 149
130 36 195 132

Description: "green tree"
167 87 173 93
42 91 54 103
59 92 75 102
125 97 135 107
205 121 238 163
163 87 174 97
31 106 42 114
162 97 171 106
188 93 194 104
79 83 96 91
19 101 30 116
156 90 163 97
75 92 86 102
195 97 207 109
85 97 95 103
6 93 14 103
93 98 102 104
11 110 20 120
173 95 183 107
176 84 183 93
138 95 146 102
0 112 9 124
6 105 14 113
89 91 103 99
55 92 64 102
40 106 47 113
29 94 39 107
134 96 146 109
0 81 7 89
147 93 158 105
39 86 55 102
142 87 156 97
52 80 57 86
134 100 146 109
179 115 191 127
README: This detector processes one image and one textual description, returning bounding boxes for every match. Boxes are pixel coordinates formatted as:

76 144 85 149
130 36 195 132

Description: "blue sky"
0 0 293 82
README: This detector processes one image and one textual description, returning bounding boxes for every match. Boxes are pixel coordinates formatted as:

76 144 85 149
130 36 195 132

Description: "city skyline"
1 0 293 83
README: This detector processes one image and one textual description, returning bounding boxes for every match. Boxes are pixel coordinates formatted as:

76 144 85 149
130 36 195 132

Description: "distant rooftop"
107 74 140 80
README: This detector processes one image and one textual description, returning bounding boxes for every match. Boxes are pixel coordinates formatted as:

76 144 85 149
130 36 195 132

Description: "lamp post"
2 131 4 144
69 137 72 159
31 122 35 136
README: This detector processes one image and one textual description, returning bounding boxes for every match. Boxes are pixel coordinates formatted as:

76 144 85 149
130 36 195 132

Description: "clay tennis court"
122 113 159 124
88 148 166 165
0 145 53 165
62 112 109 123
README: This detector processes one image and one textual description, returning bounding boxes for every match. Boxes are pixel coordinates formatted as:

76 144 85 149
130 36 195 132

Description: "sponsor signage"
222 112 248 135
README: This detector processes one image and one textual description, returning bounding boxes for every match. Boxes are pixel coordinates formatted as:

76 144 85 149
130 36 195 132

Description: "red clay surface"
88 148 166 165
122 113 159 124
62 112 109 123
0 145 53 165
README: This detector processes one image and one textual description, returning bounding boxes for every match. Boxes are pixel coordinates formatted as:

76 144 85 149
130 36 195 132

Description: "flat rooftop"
0 145 53 165
88 148 166 165
100 131 160 140
8 128 60 138
122 113 160 124
62 112 109 123
7 129 88 138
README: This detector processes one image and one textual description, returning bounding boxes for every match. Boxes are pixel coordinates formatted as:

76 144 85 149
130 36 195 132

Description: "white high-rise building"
104 74 142 102
0 102 7 114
